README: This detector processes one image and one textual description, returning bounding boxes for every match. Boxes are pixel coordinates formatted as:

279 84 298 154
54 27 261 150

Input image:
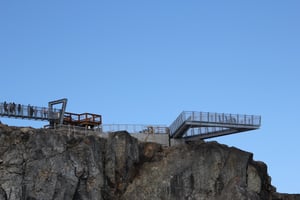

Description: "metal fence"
100 124 169 134
51 123 169 135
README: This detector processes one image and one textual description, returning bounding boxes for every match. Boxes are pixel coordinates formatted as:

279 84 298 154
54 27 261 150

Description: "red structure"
63 112 102 128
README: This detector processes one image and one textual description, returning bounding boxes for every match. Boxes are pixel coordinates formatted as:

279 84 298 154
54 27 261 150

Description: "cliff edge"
0 124 298 200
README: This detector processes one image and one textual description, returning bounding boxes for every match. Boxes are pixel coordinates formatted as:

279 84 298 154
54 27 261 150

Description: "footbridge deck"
169 111 261 140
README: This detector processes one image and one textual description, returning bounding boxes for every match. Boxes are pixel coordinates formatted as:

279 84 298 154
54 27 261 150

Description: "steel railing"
100 124 169 134
50 123 170 135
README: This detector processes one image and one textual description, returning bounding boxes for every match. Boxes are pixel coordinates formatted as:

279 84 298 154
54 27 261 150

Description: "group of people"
1 101 22 115
1 101 48 118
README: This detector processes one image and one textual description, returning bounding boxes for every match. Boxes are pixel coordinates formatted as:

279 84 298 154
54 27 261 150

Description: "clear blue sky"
1 0 299 193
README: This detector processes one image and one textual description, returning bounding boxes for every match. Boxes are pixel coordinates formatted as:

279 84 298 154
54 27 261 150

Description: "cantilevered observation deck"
169 111 261 141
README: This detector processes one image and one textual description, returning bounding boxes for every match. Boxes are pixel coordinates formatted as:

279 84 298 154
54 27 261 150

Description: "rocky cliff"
0 124 298 200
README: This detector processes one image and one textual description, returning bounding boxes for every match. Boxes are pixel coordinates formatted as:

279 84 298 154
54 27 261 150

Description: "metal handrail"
100 124 169 134
50 123 169 135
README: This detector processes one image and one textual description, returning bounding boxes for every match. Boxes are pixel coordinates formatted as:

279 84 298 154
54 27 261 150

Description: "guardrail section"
100 124 169 134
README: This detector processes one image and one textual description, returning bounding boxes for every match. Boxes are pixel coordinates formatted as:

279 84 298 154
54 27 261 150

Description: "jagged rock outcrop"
0 124 299 200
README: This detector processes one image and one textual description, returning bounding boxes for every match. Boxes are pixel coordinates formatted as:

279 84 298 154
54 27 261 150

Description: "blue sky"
1 0 299 193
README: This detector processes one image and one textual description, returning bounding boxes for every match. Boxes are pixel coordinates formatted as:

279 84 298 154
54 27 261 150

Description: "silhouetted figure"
43 108 48 118
3 102 7 113
27 104 31 117
30 106 34 117
17 104 21 115
34 107 38 117
12 102 16 114
8 103 12 114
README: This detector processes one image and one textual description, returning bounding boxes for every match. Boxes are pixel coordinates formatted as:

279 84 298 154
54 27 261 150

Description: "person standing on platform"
3 102 7 113
17 104 21 115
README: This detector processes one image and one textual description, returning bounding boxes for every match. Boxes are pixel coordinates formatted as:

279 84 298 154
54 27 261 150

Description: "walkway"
0 102 60 121
169 111 261 140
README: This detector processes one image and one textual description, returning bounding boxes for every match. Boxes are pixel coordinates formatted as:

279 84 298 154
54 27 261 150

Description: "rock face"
0 124 299 200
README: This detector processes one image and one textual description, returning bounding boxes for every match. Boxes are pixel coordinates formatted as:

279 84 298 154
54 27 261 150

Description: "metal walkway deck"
169 111 261 140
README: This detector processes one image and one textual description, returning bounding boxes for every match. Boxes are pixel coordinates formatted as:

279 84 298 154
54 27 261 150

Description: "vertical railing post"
259 116 261 126
258 116 261 126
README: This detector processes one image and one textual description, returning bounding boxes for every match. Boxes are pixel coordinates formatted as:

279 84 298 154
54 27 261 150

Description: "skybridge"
169 111 261 141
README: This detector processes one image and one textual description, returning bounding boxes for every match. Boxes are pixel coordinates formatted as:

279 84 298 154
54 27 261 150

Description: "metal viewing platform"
169 111 261 140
